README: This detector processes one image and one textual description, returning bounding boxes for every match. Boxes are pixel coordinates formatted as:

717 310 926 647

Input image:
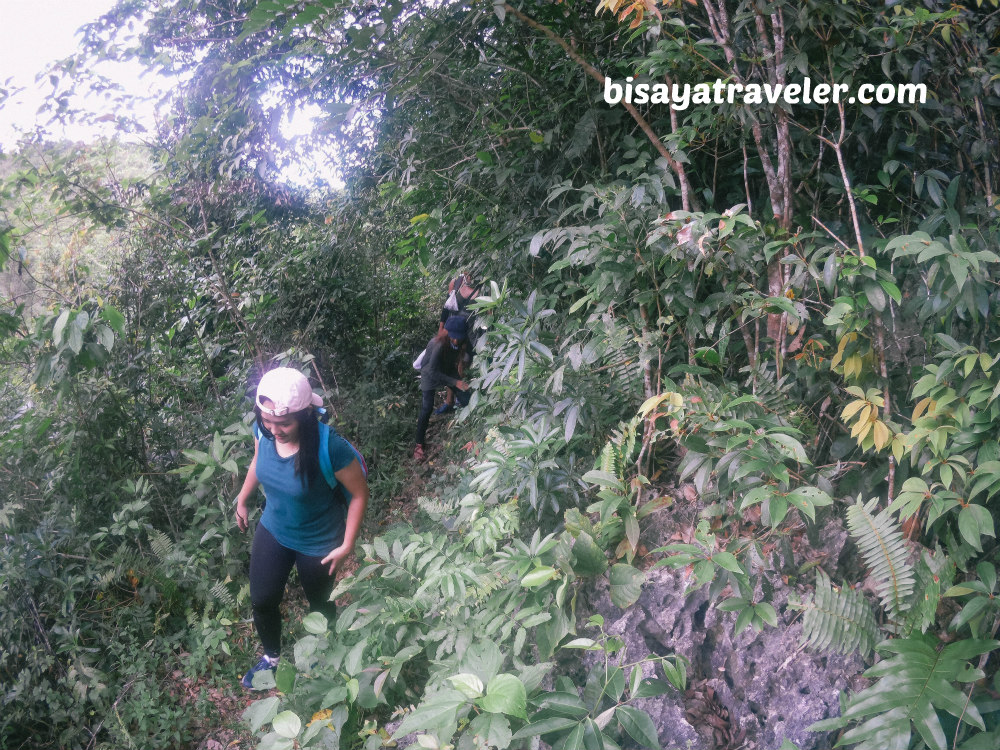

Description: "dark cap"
444 315 467 340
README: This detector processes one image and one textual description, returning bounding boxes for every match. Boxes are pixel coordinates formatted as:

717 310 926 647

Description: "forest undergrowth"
4 1 1000 749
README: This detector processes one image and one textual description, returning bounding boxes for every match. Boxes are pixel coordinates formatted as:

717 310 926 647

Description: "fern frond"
148 529 175 562
599 442 618 475
744 369 797 416
484 427 511 458
210 580 236 609
621 415 640 467
604 339 643 399
834 633 999 750
680 373 798 425
898 549 955 637
94 545 143 590
846 498 915 620
565 109 598 160
417 496 451 519
799 570 879 657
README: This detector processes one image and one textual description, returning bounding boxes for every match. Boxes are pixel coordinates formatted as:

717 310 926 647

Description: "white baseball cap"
255 367 323 416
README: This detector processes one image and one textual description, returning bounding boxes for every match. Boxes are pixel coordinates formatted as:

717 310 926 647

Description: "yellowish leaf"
845 354 863 380
851 415 871 440
310 709 333 725
841 399 868 421
911 397 934 422
872 420 890 451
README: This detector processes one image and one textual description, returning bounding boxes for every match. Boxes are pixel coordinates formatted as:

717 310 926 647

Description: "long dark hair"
255 406 321 487
435 327 469 371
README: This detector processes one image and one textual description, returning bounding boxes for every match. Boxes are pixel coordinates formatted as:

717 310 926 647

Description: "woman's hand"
234 440 260 533
455 380 468 390
235 496 250 532
321 545 351 577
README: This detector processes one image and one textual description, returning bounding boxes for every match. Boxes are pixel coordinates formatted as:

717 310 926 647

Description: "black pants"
415 386 470 445
249 524 337 658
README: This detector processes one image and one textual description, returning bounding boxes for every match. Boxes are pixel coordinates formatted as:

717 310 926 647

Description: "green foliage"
810 635 1000 750
0 499 235 749
795 570 880 658
945 563 1000 639
845 498 916 623
237 481 672 750
4 0 1000 747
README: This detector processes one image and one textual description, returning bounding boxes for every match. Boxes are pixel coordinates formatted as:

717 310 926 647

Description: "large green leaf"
52 309 71 346
458 640 504 684
609 564 644 608
827 634 1000 750
243 697 280 733
786 486 833 523
301 612 328 634
275 661 296 693
512 715 582 739
272 710 301 739
477 674 527 719
616 706 660 750
393 690 467 739
468 712 512 748
572 531 608 577
958 504 995 552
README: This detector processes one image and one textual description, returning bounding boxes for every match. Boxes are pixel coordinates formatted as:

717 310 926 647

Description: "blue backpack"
317 421 368 486
253 420 367 501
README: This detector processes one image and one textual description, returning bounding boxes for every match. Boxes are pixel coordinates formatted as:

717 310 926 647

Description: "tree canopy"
2 1 1000 749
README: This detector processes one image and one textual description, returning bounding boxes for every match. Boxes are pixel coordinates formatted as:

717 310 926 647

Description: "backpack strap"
348 441 368 477
318 422 369 493
318 422 336 490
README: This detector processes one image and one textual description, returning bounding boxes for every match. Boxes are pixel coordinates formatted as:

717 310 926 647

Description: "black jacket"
419 336 464 392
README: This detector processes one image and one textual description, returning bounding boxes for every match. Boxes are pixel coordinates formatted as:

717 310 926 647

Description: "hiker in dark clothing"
438 273 478 334
413 315 471 462
435 273 478 414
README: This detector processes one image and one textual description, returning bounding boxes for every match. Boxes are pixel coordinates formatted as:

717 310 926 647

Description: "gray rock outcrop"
580 512 865 750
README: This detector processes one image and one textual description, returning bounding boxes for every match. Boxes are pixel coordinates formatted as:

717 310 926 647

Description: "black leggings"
415 386 471 445
415 389 437 446
249 524 337 658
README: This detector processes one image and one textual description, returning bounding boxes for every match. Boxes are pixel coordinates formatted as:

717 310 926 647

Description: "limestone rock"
581 516 864 750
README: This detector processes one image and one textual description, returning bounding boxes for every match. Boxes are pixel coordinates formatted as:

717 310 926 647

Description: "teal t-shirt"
255 427 357 557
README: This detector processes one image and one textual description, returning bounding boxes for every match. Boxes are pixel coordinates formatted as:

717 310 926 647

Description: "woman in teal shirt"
234 367 369 689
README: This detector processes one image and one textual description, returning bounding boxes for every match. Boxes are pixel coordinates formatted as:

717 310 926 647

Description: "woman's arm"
235 437 260 532
320 460 370 575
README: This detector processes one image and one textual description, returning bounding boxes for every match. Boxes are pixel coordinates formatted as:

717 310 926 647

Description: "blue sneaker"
434 403 453 415
241 655 276 690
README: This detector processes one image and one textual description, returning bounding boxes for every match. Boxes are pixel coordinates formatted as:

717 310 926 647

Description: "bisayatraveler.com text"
604 76 928 110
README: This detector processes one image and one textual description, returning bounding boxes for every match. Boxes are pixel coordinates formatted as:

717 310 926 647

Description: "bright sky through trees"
0 0 340 187
0 0 167 148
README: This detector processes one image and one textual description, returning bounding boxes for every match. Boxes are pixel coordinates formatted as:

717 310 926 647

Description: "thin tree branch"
503 2 694 210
